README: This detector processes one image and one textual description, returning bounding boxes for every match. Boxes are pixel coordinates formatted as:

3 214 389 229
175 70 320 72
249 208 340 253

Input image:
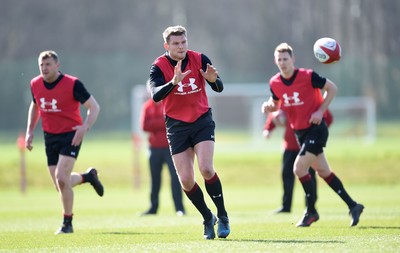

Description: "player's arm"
262 113 276 139
310 72 338 125
149 65 177 102
321 79 337 111
71 95 100 146
81 96 100 131
262 89 280 113
71 80 100 146
201 54 223 92
25 101 40 151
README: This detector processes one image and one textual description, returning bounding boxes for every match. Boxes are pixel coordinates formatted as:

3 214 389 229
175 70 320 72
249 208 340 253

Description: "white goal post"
131 83 376 144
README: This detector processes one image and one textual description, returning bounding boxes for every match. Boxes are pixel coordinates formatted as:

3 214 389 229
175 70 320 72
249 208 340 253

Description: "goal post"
130 84 148 189
329 96 376 142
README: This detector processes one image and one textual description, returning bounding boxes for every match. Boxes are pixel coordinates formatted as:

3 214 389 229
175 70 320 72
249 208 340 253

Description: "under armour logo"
212 194 222 199
282 92 303 106
71 151 76 156
40 98 60 111
177 78 198 92
309 140 315 144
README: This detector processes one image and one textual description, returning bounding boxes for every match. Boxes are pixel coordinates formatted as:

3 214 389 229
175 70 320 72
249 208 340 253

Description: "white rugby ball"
313 37 341 64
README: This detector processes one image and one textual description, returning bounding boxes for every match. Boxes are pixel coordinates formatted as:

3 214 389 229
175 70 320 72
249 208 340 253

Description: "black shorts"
295 120 329 156
44 131 81 166
165 109 215 155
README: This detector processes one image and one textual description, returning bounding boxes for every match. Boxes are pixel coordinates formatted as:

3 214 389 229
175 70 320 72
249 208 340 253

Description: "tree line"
1 0 399 131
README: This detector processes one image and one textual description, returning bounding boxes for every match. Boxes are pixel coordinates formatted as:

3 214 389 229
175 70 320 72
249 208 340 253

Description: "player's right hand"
261 98 279 113
172 60 191 85
25 134 33 151
262 130 271 139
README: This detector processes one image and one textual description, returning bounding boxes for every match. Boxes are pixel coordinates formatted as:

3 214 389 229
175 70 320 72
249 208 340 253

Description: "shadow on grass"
99 231 177 235
227 239 344 244
358 226 400 230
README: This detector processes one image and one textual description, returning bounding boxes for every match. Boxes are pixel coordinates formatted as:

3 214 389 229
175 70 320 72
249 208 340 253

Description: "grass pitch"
0 125 400 252
0 185 399 252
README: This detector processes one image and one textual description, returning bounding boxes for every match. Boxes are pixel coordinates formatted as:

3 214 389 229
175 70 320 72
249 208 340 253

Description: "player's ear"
163 42 169 51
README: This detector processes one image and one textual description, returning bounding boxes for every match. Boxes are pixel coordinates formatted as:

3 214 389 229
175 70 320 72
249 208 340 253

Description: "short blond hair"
162 26 187 44
274 43 293 57
38 50 59 62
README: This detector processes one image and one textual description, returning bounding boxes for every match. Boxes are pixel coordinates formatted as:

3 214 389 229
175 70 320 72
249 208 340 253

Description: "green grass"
0 185 399 252
0 123 400 252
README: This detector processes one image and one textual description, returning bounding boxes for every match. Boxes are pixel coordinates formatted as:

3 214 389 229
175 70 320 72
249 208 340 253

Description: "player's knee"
199 166 214 179
180 180 194 192
315 168 331 178
56 179 66 190
293 162 308 177
176 173 192 189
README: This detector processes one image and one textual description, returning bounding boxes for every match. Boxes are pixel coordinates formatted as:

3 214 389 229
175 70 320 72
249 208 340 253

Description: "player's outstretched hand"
172 60 191 85
200 63 218 83
261 99 279 113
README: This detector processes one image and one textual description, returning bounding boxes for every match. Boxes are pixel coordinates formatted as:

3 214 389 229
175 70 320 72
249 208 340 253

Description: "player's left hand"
71 125 88 146
200 63 218 83
309 110 324 125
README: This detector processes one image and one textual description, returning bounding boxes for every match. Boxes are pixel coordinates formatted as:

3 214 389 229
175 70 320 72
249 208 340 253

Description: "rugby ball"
313 37 341 64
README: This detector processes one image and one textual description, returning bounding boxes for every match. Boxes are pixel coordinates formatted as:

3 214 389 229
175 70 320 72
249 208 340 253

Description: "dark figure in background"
140 97 185 216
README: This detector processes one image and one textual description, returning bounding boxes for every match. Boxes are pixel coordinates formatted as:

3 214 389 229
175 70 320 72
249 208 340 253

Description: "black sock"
205 173 228 218
324 173 357 209
299 174 317 213
63 214 73 225
184 183 212 221
81 173 91 183
309 168 318 202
